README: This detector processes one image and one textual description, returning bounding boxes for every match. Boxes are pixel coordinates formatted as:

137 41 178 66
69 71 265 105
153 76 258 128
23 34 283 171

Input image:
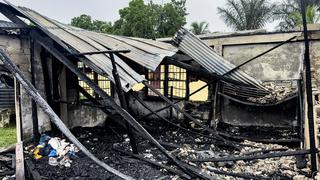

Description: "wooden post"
109 52 138 154
185 70 190 101
300 0 318 174
14 78 25 180
93 72 99 99
164 64 169 97
30 39 40 144
170 86 173 119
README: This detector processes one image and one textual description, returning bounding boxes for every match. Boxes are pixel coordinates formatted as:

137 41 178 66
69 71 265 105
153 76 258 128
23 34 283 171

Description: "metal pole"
300 0 318 174
109 52 138 154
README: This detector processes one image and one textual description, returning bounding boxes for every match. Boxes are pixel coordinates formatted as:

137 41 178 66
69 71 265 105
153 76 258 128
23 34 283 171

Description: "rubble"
0 154 14 180
173 140 311 179
248 82 297 104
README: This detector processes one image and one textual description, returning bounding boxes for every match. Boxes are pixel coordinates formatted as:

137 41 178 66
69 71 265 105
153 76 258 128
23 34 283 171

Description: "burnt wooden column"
300 0 317 174
109 52 138 154
30 39 40 143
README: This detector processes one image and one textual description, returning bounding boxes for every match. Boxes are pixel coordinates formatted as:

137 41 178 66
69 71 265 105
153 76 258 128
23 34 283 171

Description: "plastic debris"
31 134 79 168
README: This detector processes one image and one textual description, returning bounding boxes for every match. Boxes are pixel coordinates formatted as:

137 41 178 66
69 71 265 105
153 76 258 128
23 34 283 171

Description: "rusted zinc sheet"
6 3 177 91
172 28 266 90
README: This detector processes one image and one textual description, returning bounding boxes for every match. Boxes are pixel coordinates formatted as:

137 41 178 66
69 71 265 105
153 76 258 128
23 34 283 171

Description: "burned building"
0 1 320 179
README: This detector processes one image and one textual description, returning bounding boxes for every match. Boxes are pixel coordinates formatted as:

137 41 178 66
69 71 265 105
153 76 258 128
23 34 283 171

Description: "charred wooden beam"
143 81 225 141
30 39 40 144
0 49 133 180
29 31 197 178
109 52 138 154
206 167 266 180
139 82 209 120
223 35 297 76
190 149 311 162
300 0 318 174
130 91 244 149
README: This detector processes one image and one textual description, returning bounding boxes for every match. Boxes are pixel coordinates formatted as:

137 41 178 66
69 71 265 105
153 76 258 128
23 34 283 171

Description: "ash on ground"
24 120 313 180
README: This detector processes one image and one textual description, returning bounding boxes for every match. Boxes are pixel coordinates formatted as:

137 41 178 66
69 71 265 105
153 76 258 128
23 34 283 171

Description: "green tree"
217 0 276 31
71 14 93 30
114 0 187 38
71 14 113 34
190 21 210 35
114 0 156 38
274 0 320 30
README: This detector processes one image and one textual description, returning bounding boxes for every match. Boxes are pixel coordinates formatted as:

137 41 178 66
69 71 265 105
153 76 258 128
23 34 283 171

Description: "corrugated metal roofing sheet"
172 28 266 90
7 3 178 92
0 20 24 29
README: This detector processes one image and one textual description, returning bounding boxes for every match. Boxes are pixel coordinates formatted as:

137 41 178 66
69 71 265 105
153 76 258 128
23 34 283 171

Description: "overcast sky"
3 0 281 32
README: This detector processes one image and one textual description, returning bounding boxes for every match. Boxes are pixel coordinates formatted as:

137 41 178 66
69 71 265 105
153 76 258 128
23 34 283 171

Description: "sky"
2 0 281 33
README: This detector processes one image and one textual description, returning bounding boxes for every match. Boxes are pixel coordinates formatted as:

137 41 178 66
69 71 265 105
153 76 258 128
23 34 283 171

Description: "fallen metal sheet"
5 2 177 91
0 49 133 180
172 28 266 90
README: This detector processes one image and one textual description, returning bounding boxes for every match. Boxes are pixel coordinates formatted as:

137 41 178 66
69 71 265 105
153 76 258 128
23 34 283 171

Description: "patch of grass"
0 125 16 148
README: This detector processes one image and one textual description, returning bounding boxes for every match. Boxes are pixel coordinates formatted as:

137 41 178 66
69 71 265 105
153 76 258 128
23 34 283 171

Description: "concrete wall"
0 35 51 136
68 105 107 128
223 42 304 81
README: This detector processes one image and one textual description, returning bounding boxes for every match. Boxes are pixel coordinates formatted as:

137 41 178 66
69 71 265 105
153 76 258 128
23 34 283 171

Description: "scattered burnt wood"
114 148 191 179
205 166 268 180
190 149 311 162
218 131 301 144
130 91 251 149
241 148 288 156
143 81 225 140
29 31 200 178
0 48 134 180
25 159 42 180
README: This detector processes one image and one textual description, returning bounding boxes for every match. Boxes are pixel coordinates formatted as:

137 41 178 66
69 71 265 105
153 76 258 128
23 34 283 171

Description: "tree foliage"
217 0 276 31
71 14 113 34
274 0 320 31
70 0 187 38
190 21 210 35
114 0 187 38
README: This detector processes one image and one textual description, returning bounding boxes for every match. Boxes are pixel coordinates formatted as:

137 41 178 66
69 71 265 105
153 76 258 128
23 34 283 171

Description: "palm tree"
274 0 320 30
190 21 210 35
217 0 276 31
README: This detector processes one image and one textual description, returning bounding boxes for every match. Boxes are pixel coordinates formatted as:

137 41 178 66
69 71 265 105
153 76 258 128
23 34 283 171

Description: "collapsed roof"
3 1 267 93
5 1 178 92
